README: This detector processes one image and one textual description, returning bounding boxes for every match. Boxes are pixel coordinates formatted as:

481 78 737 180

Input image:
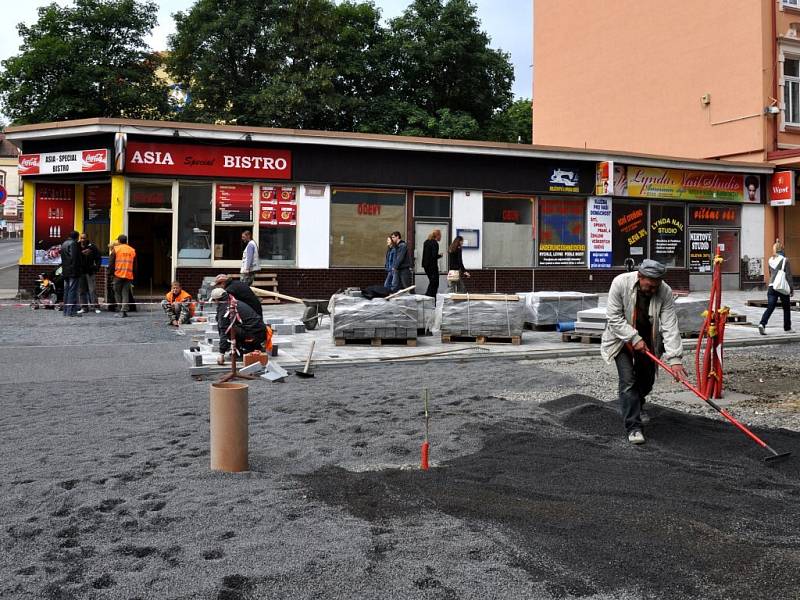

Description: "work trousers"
760 287 792 331
161 300 192 325
424 269 439 299
63 277 80 316
113 277 132 313
614 349 656 433
240 273 254 286
79 273 97 309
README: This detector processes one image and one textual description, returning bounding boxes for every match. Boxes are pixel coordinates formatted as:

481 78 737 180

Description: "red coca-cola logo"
82 149 108 171
19 154 41 175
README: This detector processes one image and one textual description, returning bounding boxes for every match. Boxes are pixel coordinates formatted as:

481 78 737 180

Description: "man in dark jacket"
77 233 102 314
60 231 82 317
390 231 412 290
421 228 442 299
211 287 266 364
213 273 263 319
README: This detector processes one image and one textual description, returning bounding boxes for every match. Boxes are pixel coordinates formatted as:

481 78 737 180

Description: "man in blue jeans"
60 230 81 317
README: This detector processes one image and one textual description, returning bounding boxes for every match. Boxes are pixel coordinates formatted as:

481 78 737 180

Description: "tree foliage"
0 0 172 125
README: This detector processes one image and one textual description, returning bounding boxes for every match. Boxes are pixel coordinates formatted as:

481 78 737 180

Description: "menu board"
216 184 253 222
85 184 111 224
689 230 713 273
259 185 297 227
649 205 685 267
35 183 75 264
538 198 586 266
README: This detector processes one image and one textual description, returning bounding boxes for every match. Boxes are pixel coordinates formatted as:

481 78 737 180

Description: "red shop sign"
357 203 381 216
126 141 291 179
769 171 794 207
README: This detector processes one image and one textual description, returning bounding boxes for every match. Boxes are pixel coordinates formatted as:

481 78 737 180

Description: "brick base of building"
20 265 109 301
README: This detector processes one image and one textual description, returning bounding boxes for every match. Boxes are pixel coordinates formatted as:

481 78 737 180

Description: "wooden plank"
449 294 520 302
334 337 417 346
561 332 602 344
441 334 521 345
250 287 304 304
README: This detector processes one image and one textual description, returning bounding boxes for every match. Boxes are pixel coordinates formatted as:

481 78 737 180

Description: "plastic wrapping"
438 293 524 337
517 291 599 326
329 294 419 339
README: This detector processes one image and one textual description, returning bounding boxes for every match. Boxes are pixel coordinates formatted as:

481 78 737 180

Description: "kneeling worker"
213 273 263 319
162 281 195 326
210 287 266 365
600 259 687 445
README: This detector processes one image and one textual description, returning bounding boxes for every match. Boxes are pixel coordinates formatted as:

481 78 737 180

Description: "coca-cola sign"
125 141 292 179
19 149 109 176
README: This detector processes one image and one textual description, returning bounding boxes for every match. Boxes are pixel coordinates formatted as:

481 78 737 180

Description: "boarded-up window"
483 195 534 267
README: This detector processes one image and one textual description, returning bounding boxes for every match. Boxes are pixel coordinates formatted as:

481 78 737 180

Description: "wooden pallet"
334 337 417 347
441 334 521 345
524 322 559 331
746 298 800 308
726 312 748 323
561 331 602 344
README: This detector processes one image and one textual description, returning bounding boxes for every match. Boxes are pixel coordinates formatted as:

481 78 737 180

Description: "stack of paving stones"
517 291 599 327
329 294 418 342
439 294 524 339
197 277 218 302
574 307 608 335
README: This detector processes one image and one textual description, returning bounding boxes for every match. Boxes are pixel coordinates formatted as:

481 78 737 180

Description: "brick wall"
19 265 109 299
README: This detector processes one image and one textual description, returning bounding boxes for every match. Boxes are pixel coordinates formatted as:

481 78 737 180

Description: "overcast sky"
0 0 532 100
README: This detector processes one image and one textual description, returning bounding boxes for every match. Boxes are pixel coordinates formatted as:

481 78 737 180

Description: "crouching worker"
601 259 687 445
162 281 195 326
210 287 265 365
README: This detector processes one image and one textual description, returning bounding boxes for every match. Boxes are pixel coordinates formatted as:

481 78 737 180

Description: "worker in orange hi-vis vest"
108 234 137 318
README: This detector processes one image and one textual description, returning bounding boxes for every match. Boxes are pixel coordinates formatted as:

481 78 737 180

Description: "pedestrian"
108 234 136 318
601 259 687 445
383 236 397 291
77 233 101 314
214 273 263 319
211 287 266 365
390 231 412 290
422 229 443 299
240 230 259 286
161 281 195 327
759 239 794 335
447 235 470 293
60 231 81 317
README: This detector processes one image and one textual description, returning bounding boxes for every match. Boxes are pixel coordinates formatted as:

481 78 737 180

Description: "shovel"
295 341 316 378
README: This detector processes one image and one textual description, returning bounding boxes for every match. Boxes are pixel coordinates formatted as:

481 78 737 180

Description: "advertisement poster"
649 205 685 267
769 171 794 207
626 167 754 203
595 162 613 196
587 197 612 268
35 183 75 264
259 186 297 227
19 149 109 176
216 184 253 222
612 202 647 265
689 230 713 273
85 184 111 224
538 198 586 266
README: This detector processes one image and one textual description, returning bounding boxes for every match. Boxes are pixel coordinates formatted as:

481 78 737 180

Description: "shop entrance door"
688 228 740 291
414 222 449 296
128 212 173 295
716 229 740 291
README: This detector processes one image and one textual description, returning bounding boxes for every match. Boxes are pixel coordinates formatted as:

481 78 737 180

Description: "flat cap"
638 259 666 279
210 287 228 301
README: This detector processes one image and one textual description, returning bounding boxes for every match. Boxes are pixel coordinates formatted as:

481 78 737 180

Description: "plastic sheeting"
328 294 422 339
517 291 599 326
436 293 524 337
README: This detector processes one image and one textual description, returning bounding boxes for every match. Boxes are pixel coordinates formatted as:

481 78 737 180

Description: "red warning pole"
421 389 430 471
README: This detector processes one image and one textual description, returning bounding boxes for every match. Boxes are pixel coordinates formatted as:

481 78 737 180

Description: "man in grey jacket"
601 259 687 445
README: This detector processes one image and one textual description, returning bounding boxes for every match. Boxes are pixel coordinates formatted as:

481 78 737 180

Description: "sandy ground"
1 308 799 599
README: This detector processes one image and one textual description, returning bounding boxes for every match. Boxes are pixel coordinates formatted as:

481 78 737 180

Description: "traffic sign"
0 185 6 203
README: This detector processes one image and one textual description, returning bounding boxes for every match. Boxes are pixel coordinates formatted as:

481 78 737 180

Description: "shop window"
414 193 450 218
611 200 648 266
785 57 800 125
178 183 212 261
537 197 586 267
129 181 172 209
83 183 111 253
330 188 406 267
649 204 685 267
483 195 534 267
213 183 253 261
258 185 296 264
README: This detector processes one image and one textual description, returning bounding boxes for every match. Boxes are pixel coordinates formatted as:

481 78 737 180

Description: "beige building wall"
533 0 770 159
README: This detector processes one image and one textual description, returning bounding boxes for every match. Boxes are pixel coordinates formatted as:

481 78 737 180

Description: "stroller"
31 273 58 309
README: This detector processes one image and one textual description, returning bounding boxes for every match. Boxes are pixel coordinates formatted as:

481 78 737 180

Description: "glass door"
716 229 740 290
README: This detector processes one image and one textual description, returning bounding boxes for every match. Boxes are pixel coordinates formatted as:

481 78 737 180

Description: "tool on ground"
642 347 791 464
421 388 430 470
295 341 316 378
248 287 331 330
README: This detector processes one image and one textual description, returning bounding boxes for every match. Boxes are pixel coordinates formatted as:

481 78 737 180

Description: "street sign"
0 185 6 203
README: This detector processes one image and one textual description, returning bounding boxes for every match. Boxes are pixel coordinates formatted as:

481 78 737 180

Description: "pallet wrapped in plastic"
517 291 599 326
328 294 419 339
437 293 524 337
675 297 706 334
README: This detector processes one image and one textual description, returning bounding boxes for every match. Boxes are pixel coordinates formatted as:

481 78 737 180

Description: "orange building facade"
533 0 800 281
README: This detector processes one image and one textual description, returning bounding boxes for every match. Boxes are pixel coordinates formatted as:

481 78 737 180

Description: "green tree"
486 98 533 143
0 0 171 125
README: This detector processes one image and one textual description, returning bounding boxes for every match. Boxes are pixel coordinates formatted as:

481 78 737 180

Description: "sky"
0 0 532 99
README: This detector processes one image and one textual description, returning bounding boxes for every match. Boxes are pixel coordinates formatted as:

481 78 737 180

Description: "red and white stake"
421 388 430 471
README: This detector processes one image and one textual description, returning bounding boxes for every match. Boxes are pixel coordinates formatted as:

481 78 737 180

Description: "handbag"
772 258 791 295
447 269 460 282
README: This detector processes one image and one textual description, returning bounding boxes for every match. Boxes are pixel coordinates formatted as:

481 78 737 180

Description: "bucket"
209 383 249 472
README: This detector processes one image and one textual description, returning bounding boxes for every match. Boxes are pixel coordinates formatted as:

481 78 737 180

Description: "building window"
537 197 586 267
129 181 172 209
483 195 534 267
414 193 450 218
783 0 799 8
84 183 111 253
213 183 253 261
330 188 406 267
178 183 212 262
611 200 648 266
785 57 800 125
0 170 5 187
649 204 685 267
258 185 297 264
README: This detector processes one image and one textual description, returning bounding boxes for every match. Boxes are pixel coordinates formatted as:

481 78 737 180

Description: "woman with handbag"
759 239 794 334
447 235 470 293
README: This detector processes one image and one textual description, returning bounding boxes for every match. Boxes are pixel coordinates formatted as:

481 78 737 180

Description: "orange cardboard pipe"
209 383 249 472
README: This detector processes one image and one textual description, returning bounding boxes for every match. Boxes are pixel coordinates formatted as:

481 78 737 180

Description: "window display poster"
85 183 111 224
611 202 647 265
587 196 612 268
35 183 75 264
689 230 713 273
649 205 685 267
538 198 586 266
259 186 297 227
216 184 253 222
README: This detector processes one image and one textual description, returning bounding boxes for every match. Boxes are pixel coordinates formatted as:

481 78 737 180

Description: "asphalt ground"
1 308 799 599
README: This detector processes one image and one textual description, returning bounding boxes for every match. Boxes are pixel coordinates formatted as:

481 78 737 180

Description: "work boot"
628 430 646 445
758 324 766 335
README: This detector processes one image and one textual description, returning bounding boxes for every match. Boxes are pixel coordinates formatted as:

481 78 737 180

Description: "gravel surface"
1 308 799 599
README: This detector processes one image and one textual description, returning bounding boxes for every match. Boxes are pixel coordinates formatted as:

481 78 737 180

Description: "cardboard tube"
209 383 249 472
